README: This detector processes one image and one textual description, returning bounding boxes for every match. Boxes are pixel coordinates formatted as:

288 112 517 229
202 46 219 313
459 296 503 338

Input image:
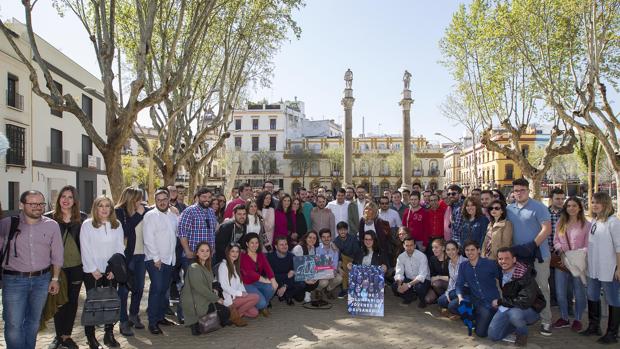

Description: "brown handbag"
550 231 570 273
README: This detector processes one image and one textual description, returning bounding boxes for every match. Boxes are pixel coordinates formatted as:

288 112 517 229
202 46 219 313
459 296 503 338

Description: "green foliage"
121 155 161 188
323 146 344 172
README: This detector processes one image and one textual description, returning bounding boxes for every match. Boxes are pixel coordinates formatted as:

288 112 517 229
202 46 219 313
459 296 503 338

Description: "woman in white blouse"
80 196 125 349
246 200 270 253
217 243 260 325
581 192 620 344
257 192 275 251
437 240 466 318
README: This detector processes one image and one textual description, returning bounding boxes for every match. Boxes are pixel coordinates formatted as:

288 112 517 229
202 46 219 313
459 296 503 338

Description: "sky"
1 0 466 145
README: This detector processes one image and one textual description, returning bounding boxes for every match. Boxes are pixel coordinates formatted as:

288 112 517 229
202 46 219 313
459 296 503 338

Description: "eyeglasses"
24 202 46 208
490 206 502 211
447 192 458 196
590 223 597 235
229 242 240 247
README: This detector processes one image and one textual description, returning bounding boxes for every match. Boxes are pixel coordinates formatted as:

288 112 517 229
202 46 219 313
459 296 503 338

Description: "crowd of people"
0 178 618 349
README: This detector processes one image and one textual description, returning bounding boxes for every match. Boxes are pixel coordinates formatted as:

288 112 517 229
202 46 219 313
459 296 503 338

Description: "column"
342 69 355 186
400 72 414 191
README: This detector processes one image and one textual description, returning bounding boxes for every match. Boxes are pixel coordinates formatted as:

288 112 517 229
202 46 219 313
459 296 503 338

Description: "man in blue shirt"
316 229 343 299
506 178 552 336
456 240 501 338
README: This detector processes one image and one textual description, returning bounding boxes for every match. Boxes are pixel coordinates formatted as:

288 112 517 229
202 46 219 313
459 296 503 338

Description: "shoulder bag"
187 267 222 334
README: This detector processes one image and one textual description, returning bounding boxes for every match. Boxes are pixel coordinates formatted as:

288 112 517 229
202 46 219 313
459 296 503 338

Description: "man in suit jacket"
348 185 368 237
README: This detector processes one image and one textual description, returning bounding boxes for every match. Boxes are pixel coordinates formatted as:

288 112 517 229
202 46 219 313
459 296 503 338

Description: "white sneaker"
502 334 516 343
304 292 311 303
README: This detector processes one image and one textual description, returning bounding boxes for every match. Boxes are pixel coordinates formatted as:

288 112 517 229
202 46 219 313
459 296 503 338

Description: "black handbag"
187 269 222 334
81 281 121 326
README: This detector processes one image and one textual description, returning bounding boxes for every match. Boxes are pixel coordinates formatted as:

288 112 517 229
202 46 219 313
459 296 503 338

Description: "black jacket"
215 221 247 265
353 249 388 268
497 262 546 312
44 211 87 254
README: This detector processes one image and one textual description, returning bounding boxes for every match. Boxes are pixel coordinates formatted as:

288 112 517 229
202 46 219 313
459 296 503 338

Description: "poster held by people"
347 265 384 317
293 255 335 281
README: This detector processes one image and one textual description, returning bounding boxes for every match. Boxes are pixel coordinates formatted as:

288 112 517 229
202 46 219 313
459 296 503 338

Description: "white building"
1 19 109 214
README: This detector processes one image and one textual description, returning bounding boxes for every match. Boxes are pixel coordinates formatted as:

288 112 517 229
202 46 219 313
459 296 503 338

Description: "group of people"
0 177 618 349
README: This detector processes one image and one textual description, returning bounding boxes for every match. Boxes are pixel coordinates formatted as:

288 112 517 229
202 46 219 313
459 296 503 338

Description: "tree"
130 0 302 187
575 131 604 212
255 150 279 182
289 147 318 188
440 91 483 188
121 155 161 190
386 150 418 178
0 0 217 200
323 145 344 177
359 151 383 193
476 0 620 206
440 0 577 199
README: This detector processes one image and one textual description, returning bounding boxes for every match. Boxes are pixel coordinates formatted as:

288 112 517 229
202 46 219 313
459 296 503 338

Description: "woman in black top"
347 231 388 274
114 187 149 335
425 238 449 304
45 185 87 349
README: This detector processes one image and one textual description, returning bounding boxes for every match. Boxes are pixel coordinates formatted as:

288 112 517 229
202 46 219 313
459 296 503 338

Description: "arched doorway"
291 180 301 195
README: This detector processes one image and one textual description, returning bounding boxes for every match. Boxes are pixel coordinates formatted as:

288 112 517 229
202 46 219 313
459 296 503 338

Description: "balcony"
6 90 24 111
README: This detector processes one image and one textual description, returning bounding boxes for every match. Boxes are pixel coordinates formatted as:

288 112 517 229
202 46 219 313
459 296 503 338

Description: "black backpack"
0 216 21 289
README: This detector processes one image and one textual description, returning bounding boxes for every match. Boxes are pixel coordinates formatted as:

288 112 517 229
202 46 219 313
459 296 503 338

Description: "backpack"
0 216 21 289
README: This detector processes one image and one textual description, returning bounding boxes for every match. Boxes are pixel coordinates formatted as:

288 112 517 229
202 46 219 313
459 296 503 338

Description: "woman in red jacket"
239 233 278 317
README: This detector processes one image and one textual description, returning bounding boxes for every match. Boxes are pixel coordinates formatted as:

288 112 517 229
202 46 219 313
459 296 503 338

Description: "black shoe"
581 300 603 336
158 318 177 326
165 307 176 316
129 314 145 329
149 325 162 335
286 297 294 306
418 300 427 308
60 337 79 349
597 305 620 344
86 334 103 349
190 323 200 336
103 328 120 348
48 337 61 349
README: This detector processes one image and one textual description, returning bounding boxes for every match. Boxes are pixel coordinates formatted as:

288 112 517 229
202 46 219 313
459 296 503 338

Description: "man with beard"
345 186 356 202
215 205 248 265
167 185 187 213
0 190 63 349
311 195 335 237
143 189 179 334
178 187 218 266
348 185 369 238
480 190 494 219
445 185 465 245
327 188 350 234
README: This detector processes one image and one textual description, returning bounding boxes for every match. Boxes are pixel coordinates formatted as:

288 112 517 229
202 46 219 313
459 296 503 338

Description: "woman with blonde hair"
114 187 150 335
359 202 393 261
580 192 620 344
80 196 125 348
552 197 589 332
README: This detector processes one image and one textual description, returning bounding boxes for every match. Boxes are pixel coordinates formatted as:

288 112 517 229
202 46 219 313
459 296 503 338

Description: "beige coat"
482 219 513 260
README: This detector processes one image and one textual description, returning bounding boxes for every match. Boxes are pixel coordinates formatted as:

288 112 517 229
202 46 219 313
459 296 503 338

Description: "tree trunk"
587 155 594 216
104 151 124 202
615 170 620 213
162 167 177 187
524 173 543 201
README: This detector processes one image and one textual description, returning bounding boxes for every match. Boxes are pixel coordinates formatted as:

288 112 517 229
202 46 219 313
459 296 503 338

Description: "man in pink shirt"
224 183 253 219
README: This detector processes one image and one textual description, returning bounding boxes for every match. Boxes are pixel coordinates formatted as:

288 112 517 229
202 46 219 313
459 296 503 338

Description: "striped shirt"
177 204 218 255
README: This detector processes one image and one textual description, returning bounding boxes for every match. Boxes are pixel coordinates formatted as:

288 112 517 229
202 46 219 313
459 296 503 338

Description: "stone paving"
0 282 613 349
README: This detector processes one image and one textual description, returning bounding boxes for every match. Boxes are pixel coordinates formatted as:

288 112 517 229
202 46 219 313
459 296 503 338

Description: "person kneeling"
315 229 343 300
392 237 431 308
218 243 260 326
488 247 546 346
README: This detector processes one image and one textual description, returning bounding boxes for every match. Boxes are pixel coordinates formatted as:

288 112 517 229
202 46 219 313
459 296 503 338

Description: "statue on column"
403 70 412 90
344 69 353 89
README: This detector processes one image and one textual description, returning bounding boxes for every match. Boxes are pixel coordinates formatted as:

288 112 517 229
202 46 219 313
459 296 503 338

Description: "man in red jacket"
402 191 429 252
426 193 447 247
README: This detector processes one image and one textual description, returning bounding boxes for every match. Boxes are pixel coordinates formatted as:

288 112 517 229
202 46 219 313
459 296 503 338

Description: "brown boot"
259 308 270 317
229 307 248 327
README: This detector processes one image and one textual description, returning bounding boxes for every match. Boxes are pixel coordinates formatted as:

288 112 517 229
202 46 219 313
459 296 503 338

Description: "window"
50 81 63 117
234 136 242 150
505 164 514 180
269 158 277 174
252 119 259 130
251 159 259 174
252 136 259 151
269 136 277 151
235 119 241 130
8 182 19 211
82 135 93 167
5 124 25 166
50 128 63 163
83 180 94 212
521 145 530 158
270 119 276 130
7 74 23 110
82 94 93 122
310 161 320 176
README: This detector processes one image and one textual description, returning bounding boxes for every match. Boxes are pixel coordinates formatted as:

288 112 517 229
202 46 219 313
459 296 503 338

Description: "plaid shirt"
548 206 561 252
177 203 218 256
450 198 465 245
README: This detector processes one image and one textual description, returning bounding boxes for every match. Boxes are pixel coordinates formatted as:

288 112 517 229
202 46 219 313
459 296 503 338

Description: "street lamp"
434 132 461 149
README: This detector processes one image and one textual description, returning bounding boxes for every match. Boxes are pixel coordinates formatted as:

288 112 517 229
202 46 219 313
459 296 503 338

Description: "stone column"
342 70 355 186
399 74 414 191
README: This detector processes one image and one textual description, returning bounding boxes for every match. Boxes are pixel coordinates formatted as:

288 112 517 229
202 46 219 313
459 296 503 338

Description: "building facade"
1 19 109 214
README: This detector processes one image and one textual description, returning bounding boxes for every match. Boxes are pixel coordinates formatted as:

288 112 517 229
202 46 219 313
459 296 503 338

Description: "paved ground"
0 282 613 349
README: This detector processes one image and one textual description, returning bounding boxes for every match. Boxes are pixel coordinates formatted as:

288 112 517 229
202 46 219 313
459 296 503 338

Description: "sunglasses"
447 192 458 196
590 223 597 235
490 206 502 211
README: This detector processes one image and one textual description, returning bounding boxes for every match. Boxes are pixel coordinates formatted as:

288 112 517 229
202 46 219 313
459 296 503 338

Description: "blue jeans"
473 303 496 338
118 254 146 322
587 277 620 306
245 281 275 310
146 261 173 325
2 272 51 349
438 290 459 315
555 269 586 321
488 307 540 340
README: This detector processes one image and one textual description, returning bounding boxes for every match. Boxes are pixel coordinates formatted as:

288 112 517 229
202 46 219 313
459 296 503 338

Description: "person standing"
215 205 248 265
481 200 513 261
178 187 218 265
1 190 63 349
333 222 360 299
224 183 252 219
45 186 87 349
445 185 465 245
143 189 179 334
257 192 276 251
461 197 490 249
348 185 368 238
402 191 429 252
426 193 447 247
378 196 402 237
506 178 553 336
115 187 149 335
581 192 620 344
327 188 350 234
80 196 125 349
390 191 406 220
310 195 335 237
